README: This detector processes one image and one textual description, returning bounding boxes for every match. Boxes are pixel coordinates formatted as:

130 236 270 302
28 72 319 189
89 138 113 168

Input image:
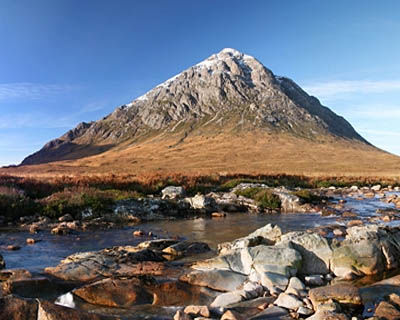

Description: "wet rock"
73 277 153 307
0 295 38 320
218 224 282 254
0 254 4 270
274 292 304 310
133 230 145 237
211 212 226 218
26 238 36 245
373 301 400 320
163 241 210 259
278 231 332 275
51 226 71 235
162 186 185 199
180 269 247 292
37 300 114 320
184 305 210 317
6 245 21 251
309 284 362 308
138 238 179 250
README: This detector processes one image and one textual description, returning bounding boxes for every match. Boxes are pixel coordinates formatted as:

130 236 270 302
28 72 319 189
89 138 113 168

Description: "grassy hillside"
3 131 400 178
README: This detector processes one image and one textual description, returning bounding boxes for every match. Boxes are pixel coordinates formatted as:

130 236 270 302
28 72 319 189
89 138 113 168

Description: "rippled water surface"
0 192 398 273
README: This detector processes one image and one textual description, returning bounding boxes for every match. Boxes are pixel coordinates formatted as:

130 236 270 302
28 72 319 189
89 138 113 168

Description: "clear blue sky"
1 0 400 166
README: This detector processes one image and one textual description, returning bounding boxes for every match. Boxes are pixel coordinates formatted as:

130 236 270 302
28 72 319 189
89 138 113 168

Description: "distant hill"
18 48 400 177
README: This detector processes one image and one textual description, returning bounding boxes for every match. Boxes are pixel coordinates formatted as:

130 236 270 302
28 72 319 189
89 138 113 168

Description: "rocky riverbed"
1 184 400 319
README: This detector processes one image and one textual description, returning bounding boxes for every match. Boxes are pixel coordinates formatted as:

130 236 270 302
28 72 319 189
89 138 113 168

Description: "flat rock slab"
309 284 362 307
180 269 247 292
73 278 153 307
38 300 116 320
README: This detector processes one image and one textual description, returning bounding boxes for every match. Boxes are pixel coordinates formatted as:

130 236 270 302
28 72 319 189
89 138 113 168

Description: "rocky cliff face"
22 48 368 165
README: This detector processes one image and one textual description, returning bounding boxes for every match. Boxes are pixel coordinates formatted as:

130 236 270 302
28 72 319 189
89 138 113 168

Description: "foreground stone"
73 278 153 307
0 295 37 320
46 239 208 282
309 284 362 307
373 301 400 320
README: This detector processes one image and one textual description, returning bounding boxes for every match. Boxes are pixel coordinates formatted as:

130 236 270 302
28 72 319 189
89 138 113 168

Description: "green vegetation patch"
235 187 281 210
292 189 326 204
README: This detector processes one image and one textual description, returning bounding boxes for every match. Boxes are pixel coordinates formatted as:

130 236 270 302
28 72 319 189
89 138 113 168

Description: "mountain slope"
18 48 397 176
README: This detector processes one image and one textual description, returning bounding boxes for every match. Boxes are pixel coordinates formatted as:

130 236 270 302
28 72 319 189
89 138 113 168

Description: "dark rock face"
21 48 368 165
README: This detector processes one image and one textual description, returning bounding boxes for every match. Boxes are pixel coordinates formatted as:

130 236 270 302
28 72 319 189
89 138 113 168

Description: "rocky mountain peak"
21 48 369 165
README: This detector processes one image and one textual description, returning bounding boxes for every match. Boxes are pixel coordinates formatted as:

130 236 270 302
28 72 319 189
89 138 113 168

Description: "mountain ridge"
22 48 370 166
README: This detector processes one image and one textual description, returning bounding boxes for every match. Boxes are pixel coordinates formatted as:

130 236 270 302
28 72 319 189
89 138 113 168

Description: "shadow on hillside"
21 142 115 165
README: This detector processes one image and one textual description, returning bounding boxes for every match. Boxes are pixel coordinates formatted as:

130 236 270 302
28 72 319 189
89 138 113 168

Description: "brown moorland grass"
2 131 400 179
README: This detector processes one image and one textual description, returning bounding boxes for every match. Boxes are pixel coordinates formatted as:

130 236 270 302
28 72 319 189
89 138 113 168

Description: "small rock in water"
211 212 226 218
6 245 21 251
133 230 145 237
26 238 36 245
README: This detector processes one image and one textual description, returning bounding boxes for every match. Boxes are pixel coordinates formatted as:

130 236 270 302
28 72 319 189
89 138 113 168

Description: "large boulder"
193 244 302 292
218 224 282 254
278 231 332 275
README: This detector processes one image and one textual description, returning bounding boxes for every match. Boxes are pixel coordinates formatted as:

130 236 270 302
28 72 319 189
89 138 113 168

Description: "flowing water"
0 192 398 319
0 192 398 273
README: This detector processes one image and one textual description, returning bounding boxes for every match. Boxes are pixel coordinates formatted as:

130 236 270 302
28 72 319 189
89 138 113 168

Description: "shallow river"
0 192 398 273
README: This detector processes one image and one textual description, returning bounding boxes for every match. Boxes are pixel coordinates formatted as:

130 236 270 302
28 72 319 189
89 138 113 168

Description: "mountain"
18 48 399 176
